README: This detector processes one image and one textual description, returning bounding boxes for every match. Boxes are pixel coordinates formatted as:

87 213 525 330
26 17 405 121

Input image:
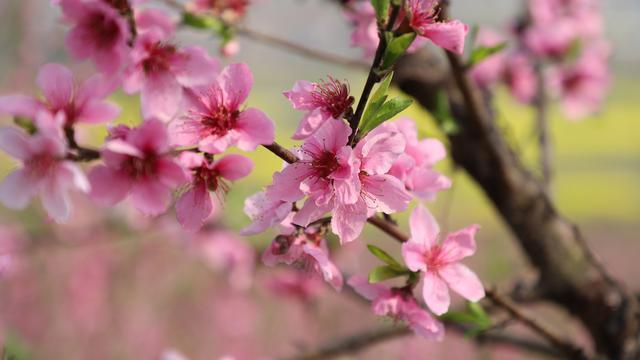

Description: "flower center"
198 105 240 137
122 155 157 179
424 245 445 271
311 151 340 178
142 42 177 74
311 77 354 119
26 154 57 176
85 9 123 49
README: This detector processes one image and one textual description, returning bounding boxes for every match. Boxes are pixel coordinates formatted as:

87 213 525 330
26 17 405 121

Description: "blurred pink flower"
0 127 90 222
263 229 343 291
59 0 130 74
470 28 508 88
88 119 188 216
123 20 219 121
387 118 451 200
283 77 354 140
176 152 253 232
349 276 445 340
241 190 292 236
405 0 469 55
169 63 274 153
266 270 323 303
504 53 538 104
0 63 120 126
401 206 484 315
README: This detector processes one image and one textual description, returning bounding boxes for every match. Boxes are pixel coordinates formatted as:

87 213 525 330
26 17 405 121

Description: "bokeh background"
0 0 638 359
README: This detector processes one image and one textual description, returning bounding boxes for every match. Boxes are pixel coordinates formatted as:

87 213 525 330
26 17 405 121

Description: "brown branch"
366 215 408 243
485 288 587 359
263 142 298 164
534 62 552 194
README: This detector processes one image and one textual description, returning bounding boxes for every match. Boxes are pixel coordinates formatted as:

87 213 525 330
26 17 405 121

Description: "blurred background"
0 0 638 359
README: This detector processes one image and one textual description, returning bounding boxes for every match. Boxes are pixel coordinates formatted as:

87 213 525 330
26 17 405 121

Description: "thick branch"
392 46 640 359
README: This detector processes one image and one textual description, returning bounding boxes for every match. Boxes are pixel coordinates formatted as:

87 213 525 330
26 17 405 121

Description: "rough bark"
393 49 640 359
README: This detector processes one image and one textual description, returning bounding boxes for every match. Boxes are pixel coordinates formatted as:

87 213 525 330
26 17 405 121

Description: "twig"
366 215 408 243
64 125 101 162
534 61 552 195
348 5 401 141
236 26 368 70
485 288 588 359
263 142 298 164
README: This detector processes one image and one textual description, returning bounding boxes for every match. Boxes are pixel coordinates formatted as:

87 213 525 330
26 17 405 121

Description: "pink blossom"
0 127 90 222
503 53 538 104
524 19 578 59
175 152 253 232
283 77 354 140
349 276 444 340
262 230 343 291
387 118 451 200
221 40 241 57
470 28 508 88
169 63 275 153
328 123 412 243
405 0 469 55
240 190 292 236
123 23 220 121
547 45 610 120
0 63 120 127
266 270 323 303
59 0 130 74
401 206 484 315
88 119 188 216
191 0 250 20
191 230 256 290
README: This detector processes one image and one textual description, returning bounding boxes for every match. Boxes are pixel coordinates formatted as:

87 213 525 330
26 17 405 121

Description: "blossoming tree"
0 0 637 359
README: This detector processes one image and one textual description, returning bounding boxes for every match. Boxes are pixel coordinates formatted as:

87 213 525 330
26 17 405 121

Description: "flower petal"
0 127 33 160
440 224 480 263
88 165 131 205
235 108 275 151
331 200 368 244
420 20 469 55
439 263 485 302
218 63 252 110
422 272 450 315
214 154 254 181
0 169 40 209
409 205 439 248
141 71 181 122
401 242 428 272
176 183 214 232
131 179 171 216
0 95 42 119
37 63 75 108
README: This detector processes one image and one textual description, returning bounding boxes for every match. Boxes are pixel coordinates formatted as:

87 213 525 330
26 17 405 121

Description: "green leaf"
433 91 458 134
360 72 394 132
371 0 390 23
13 117 36 135
366 244 404 270
467 302 491 328
468 42 507 66
360 96 412 134
440 301 491 338
181 11 224 32
381 32 416 69
368 265 408 283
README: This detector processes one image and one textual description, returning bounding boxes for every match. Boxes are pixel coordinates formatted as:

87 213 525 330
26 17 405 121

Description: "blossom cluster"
0 0 486 345
471 0 610 120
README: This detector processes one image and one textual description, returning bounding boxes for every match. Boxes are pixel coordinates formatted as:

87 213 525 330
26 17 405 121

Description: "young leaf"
468 42 507 66
371 0 390 23
368 265 407 283
367 244 404 270
381 32 417 69
360 72 394 131
433 91 459 134
181 12 224 32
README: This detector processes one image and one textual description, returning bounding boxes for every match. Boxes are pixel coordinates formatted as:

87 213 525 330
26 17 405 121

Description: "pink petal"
0 169 40 209
60 162 91 193
401 242 428 273
156 158 188 187
347 275 390 301
409 205 439 248
88 166 131 205
407 308 445 341
439 224 480 263
199 134 234 154
361 174 411 213
420 20 469 55
241 191 292 235
303 243 343 291
0 95 42 118
306 119 351 155
40 173 71 223
291 198 330 227
331 200 368 244
333 177 361 205
168 118 204 148
176 151 204 169
357 129 406 175
104 140 144 158
130 179 171 216
176 182 214 232
0 127 33 160
218 63 252 110
214 154 254 181
75 72 118 104
439 263 485 302
141 71 181 122
291 108 329 140
36 63 75 108
422 272 450 315
77 101 121 124
235 108 275 151
413 138 447 166
268 163 310 202
174 46 219 88
283 80 317 110
129 119 170 154
408 168 451 200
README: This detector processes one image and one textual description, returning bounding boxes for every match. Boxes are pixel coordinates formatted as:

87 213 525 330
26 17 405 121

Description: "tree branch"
534 62 552 194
